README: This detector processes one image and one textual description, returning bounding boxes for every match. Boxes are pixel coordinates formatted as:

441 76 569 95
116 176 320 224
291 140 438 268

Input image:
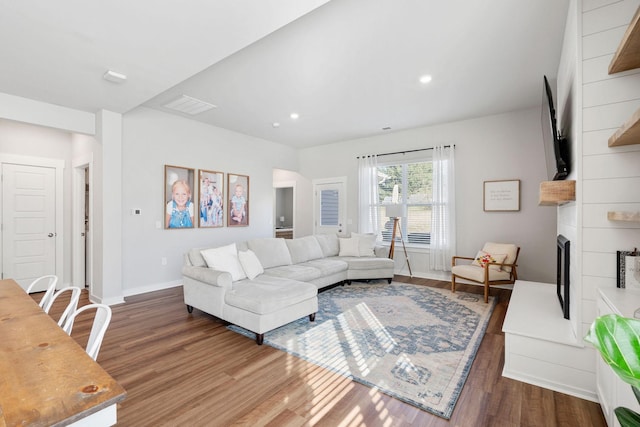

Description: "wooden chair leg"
484 283 489 303
451 275 456 293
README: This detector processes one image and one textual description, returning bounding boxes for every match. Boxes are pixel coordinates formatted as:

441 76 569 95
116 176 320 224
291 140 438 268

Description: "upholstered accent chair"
451 242 520 303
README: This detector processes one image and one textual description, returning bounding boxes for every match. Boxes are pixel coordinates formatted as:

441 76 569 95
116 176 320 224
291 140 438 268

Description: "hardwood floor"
45 277 607 426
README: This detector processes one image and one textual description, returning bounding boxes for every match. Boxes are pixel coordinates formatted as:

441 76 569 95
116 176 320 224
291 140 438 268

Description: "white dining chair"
62 303 112 361
25 275 58 309
43 286 82 326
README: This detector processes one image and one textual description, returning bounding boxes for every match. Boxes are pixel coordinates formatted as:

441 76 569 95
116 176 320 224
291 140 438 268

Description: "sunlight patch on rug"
228 282 495 419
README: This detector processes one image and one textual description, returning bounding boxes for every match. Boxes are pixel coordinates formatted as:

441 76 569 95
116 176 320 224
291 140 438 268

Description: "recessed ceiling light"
290 113 299 120
419 75 432 84
272 122 281 128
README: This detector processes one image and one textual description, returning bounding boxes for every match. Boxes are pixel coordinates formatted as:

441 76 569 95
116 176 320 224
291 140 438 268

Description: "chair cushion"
452 264 511 283
482 242 518 272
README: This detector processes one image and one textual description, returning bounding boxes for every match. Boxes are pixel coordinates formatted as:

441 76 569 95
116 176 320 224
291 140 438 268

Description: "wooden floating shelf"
539 180 576 206
609 107 640 146
609 6 640 74
608 211 640 222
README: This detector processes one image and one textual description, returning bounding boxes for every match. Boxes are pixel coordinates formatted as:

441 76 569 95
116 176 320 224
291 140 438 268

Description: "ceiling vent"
163 95 217 115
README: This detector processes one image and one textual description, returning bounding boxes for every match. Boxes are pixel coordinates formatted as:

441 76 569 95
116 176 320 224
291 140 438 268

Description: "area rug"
228 281 495 419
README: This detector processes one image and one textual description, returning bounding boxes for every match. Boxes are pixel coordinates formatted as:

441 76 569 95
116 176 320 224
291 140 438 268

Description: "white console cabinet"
502 281 595 400
596 288 640 427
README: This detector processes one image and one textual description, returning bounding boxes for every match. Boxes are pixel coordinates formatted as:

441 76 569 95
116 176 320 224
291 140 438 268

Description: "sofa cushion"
247 238 292 269
338 237 360 257
351 232 377 256
187 248 207 268
335 256 394 271
286 236 324 264
201 243 247 281
226 276 317 315
302 258 348 276
238 249 264 280
314 234 340 257
262 264 323 282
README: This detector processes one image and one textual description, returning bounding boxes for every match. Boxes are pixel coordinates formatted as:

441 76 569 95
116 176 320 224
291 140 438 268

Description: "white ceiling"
0 0 570 148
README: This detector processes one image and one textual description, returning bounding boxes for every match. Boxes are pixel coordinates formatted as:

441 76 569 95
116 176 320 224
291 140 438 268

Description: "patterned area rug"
228 281 495 419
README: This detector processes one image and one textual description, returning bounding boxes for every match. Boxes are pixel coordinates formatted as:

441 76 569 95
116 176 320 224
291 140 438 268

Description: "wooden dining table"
0 279 126 427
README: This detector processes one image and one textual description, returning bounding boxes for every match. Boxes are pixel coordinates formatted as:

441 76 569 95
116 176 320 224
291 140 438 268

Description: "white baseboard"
123 280 182 298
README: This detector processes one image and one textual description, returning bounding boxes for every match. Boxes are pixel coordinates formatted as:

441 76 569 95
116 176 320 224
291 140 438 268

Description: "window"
320 189 339 226
377 161 432 245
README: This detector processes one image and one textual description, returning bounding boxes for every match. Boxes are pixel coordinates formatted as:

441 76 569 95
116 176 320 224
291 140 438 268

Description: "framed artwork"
617 249 640 289
483 179 520 212
227 173 249 226
164 165 195 229
198 170 224 228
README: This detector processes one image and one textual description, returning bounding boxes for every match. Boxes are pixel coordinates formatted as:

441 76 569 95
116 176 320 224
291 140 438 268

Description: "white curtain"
358 154 379 234
430 145 456 271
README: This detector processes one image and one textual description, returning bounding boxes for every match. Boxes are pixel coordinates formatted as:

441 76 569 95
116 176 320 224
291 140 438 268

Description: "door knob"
48 233 54 237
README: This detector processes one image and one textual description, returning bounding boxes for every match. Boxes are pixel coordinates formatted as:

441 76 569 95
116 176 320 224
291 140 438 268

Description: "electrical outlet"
161 257 167 266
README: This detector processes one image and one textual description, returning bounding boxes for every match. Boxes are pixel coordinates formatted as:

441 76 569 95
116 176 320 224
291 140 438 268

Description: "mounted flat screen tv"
542 76 569 181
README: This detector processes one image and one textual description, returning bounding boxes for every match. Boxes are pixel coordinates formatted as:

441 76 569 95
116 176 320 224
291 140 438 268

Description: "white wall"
299 108 558 283
579 0 640 334
120 107 300 295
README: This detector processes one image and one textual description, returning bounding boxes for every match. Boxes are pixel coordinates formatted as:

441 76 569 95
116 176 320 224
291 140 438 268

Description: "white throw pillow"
352 232 376 257
238 249 264 280
338 237 360 257
200 243 247 281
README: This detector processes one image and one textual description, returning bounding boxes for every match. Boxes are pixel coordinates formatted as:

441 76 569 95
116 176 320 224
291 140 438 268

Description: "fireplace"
557 235 570 319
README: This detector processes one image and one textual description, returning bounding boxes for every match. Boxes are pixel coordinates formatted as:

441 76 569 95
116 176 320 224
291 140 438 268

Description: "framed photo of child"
227 173 249 227
164 165 195 229
198 170 224 228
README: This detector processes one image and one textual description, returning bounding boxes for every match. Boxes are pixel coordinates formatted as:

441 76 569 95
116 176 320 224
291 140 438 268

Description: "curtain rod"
356 144 454 159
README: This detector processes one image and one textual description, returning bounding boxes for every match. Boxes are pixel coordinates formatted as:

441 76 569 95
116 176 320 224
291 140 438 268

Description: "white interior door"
313 179 346 236
2 163 57 290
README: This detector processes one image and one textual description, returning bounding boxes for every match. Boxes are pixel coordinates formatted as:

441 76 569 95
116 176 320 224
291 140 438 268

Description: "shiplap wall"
580 0 640 341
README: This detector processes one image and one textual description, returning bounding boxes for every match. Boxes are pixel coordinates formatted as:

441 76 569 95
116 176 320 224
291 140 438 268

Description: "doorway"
72 155 92 290
0 155 64 290
313 177 347 236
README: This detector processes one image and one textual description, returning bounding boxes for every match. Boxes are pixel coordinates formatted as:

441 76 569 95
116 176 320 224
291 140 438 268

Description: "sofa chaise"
182 233 394 344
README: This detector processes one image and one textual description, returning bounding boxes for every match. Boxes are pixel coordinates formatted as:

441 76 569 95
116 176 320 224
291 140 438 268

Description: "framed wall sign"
198 169 224 228
483 179 520 212
164 165 195 229
228 173 249 226
617 249 640 289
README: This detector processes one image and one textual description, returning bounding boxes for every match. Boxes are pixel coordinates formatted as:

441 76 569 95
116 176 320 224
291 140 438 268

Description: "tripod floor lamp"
385 204 413 277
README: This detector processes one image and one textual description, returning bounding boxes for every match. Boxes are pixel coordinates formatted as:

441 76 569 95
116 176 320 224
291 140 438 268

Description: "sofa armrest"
181 265 233 288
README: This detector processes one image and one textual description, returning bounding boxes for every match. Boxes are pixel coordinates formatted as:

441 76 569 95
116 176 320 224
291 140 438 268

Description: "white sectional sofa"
181 233 394 344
